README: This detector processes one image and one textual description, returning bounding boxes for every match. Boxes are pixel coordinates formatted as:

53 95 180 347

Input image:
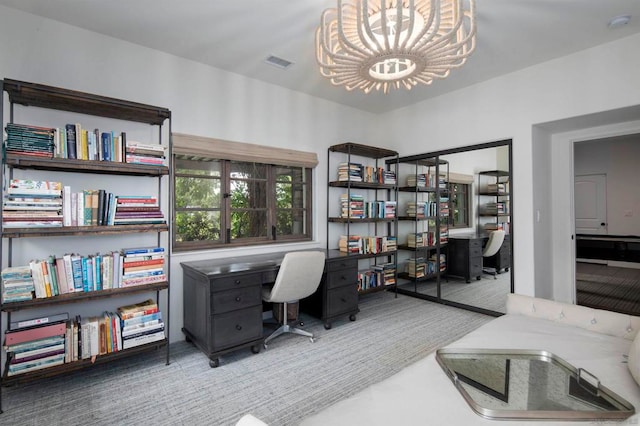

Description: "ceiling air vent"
264 55 294 70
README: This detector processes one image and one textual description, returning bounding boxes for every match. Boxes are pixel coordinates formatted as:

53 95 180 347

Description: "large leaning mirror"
393 140 513 315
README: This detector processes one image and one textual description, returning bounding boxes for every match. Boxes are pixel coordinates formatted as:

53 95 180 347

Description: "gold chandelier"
316 0 476 94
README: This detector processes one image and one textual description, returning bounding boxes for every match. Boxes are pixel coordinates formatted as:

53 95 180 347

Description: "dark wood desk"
180 249 359 367
448 233 511 282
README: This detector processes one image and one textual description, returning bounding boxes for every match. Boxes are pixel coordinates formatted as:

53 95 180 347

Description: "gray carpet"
577 263 640 316
1 292 492 425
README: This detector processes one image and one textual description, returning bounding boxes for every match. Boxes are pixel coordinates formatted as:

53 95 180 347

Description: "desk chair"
482 230 506 279
262 251 326 348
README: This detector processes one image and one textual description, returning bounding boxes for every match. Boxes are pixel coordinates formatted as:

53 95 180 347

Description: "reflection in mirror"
391 140 513 315
439 145 511 314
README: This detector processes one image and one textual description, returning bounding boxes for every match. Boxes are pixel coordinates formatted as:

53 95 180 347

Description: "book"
9 312 69 331
121 330 165 350
4 322 67 346
65 124 77 159
117 299 158 319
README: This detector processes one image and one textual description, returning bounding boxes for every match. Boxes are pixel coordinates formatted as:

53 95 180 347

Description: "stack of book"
480 202 508 215
125 141 167 166
338 235 362 254
371 263 396 286
4 315 68 376
406 258 426 278
406 174 428 188
117 299 165 350
440 226 449 244
363 200 397 219
4 123 56 158
121 247 166 287
383 170 397 185
407 231 436 248
429 253 447 272
1 266 35 303
63 188 115 226
338 235 396 254
3 179 63 228
340 194 365 219
337 162 363 182
487 183 507 194
114 196 165 225
439 198 450 217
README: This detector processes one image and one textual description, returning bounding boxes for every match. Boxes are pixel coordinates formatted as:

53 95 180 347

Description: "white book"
63 254 75 293
122 330 165 350
63 185 72 226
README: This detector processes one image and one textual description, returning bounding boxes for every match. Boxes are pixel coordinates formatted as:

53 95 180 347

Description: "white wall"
0 6 376 343
377 33 640 299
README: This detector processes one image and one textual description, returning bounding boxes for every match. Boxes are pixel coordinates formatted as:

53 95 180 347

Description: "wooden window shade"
172 133 318 168
448 172 474 184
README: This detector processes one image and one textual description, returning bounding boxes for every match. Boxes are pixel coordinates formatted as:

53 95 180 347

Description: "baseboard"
577 258 607 265
608 260 640 270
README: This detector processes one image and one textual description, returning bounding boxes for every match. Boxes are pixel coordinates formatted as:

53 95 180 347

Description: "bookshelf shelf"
1 224 168 238
328 181 396 190
4 154 169 176
0 282 168 312
0 79 172 413
1 339 168 385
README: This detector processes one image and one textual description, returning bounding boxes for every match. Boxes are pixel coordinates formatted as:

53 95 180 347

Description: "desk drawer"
326 258 358 273
325 268 357 290
326 285 358 317
212 272 263 292
469 246 482 258
211 306 262 350
211 286 261 314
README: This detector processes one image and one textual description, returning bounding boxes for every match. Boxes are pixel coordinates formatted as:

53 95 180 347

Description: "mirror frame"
391 139 514 316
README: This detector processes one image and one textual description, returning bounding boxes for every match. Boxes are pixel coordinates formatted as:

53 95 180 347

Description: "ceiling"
1 0 639 114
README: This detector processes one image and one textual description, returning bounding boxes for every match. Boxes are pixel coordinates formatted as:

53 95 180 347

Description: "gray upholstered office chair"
482 230 506 279
262 251 326 348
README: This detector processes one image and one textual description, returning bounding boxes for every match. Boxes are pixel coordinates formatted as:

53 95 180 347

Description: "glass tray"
436 348 635 421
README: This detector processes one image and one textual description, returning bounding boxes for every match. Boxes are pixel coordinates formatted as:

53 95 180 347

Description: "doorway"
573 135 640 315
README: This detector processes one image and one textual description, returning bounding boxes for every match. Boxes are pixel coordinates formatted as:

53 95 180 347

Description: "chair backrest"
483 230 506 257
267 251 326 303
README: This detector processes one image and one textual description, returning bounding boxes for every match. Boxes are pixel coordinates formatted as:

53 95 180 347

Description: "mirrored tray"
436 348 635 421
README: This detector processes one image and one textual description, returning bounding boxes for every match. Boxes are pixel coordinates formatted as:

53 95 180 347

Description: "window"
174 155 312 250
449 182 471 228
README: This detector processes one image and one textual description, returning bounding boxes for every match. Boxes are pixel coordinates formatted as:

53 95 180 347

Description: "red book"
122 259 165 268
4 322 67 346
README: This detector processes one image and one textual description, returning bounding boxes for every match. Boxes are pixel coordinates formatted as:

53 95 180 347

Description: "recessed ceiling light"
264 55 294 70
608 14 631 29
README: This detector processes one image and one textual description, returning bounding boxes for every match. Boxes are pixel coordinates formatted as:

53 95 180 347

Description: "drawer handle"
235 296 242 302
341 297 347 303
236 325 242 331
234 279 241 285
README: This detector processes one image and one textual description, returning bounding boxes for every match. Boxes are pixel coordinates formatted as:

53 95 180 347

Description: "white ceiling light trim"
316 0 476 94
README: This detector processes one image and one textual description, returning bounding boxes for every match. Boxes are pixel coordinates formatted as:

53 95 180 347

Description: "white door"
575 174 607 235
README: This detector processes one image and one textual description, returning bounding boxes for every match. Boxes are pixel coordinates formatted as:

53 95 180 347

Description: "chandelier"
316 0 476 94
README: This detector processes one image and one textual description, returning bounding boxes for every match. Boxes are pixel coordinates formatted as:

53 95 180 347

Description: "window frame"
173 155 313 252
448 181 471 229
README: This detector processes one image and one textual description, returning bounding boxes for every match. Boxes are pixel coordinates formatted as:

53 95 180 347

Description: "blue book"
71 255 84 292
122 247 165 256
101 132 112 162
94 255 102 291
81 257 89 292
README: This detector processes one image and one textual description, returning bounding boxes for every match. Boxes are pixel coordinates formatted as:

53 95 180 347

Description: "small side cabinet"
301 255 359 330
448 236 483 283
181 264 264 368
